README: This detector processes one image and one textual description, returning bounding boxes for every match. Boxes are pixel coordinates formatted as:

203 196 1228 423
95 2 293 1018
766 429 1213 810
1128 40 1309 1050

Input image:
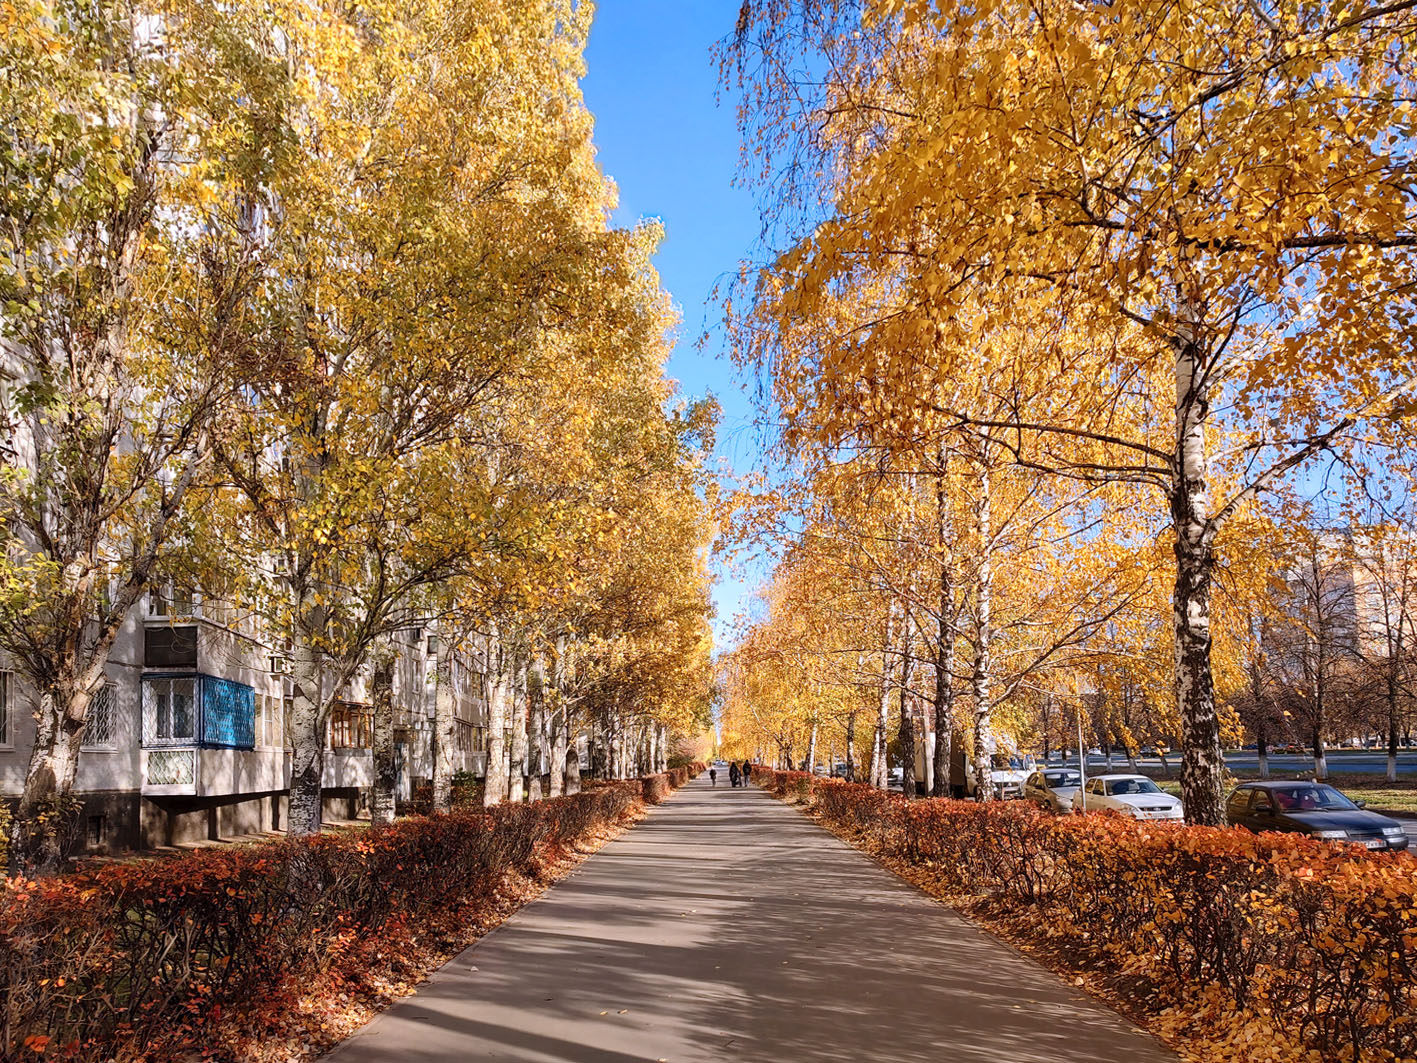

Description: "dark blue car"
1226 781 1410 851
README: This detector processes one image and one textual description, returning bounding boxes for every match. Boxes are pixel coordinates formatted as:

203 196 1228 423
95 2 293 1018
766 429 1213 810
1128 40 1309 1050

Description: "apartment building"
0 588 489 855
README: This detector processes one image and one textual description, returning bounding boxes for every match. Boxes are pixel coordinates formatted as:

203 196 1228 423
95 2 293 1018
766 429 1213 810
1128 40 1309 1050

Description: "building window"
148 582 197 619
258 694 283 749
330 701 373 749
82 683 117 750
142 675 255 750
144 677 196 744
455 718 475 754
0 670 10 746
144 625 199 668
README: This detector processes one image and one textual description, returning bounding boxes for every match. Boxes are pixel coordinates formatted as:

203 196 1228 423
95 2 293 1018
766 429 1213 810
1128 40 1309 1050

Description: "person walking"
729 763 741 788
742 760 753 786
709 766 718 787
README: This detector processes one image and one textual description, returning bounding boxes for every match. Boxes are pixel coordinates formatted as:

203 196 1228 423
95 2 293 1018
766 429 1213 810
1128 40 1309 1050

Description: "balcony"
142 673 256 751
142 748 198 796
141 746 287 797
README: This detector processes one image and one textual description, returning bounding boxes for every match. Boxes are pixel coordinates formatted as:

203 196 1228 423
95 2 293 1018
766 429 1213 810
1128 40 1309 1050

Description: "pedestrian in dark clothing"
729 763 741 787
710 767 718 787
742 760 753 785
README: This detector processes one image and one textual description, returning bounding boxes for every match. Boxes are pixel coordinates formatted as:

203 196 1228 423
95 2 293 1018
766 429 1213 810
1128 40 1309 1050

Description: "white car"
1079 774 1183 821
1022 768 1083 812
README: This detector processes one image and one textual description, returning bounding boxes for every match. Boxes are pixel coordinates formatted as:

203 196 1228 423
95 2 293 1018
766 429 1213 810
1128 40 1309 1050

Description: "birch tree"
726 0 1417 823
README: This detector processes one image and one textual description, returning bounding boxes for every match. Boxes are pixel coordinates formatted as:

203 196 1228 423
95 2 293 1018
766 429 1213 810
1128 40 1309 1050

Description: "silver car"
1023 768 1083 812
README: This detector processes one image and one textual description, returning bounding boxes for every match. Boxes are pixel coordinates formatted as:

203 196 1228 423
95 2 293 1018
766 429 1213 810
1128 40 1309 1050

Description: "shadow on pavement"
323 778 1176 1063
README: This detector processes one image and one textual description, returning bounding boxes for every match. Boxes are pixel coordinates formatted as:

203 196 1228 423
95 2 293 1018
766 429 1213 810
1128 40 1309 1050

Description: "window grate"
83 683 116 749
143 676 197 746
0 670 10 745
200 675 255 749
142 674 255 750
147 748 196 786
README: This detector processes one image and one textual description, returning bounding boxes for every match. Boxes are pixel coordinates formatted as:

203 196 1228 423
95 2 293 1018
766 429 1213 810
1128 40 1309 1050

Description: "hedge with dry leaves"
753 767 1417 1063
1 766 704 1062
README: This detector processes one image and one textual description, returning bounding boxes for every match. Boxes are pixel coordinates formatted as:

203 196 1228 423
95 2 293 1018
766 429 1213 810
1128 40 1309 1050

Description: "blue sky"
583 2 768 648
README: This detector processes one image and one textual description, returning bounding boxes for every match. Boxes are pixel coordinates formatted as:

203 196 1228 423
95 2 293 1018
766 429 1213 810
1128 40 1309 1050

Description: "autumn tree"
725 0 1417 823
0 0 279 873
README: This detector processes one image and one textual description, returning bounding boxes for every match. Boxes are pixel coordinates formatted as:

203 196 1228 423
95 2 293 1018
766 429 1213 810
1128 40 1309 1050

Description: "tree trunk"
873 608 893 788
9 677 92 875
845 710 857 781
931 609 954 797
1313 728 1328 780
370 653 396 827
287 627 327 836
431 644 456 812
806 717 818 774
483 638 510 807
932 453 955 796
1388 658 1401 782
564 742 582 794
547 638 568 796
528 655 547 802
897 626 916 800
508 654 528 802
1171 331 1226 826
970 458 995 803
590 717 608 779
549 706 567 797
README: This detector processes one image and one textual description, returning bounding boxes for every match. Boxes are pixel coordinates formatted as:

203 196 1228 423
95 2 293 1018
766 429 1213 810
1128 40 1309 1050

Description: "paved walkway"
324 776 1176 1063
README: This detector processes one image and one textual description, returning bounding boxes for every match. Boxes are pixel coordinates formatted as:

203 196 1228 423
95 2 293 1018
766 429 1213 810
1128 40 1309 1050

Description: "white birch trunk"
431 646 456 813
287 626 327 836
528 655 547 802
970 457 995 803
370 651 396 827
1171 321 1227 825
508 654 528 803
483 635 510 807
873 608 893 788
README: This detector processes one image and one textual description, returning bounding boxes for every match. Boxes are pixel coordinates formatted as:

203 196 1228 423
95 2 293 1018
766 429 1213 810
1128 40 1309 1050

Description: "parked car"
1023 768 1083 812
830 762 853 779
1079 774 1184 821
1226 781 1410 851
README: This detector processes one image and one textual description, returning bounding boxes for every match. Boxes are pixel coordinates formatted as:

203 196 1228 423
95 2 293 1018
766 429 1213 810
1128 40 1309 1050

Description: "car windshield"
1045 771 1081 787
1106 778 1162 796
1270 785 1358 812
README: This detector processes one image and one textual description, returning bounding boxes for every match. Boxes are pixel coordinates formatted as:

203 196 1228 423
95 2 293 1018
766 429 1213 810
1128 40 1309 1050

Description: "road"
323 775 1175 1063
1046 749 1417 776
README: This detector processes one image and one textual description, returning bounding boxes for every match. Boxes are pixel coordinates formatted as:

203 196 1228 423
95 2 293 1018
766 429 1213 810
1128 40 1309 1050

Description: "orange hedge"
752 767 1417 1063
0 768 702 1062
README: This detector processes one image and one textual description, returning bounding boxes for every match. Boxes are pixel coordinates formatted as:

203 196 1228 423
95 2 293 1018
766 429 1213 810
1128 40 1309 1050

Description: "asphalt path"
323 775 1175 1063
